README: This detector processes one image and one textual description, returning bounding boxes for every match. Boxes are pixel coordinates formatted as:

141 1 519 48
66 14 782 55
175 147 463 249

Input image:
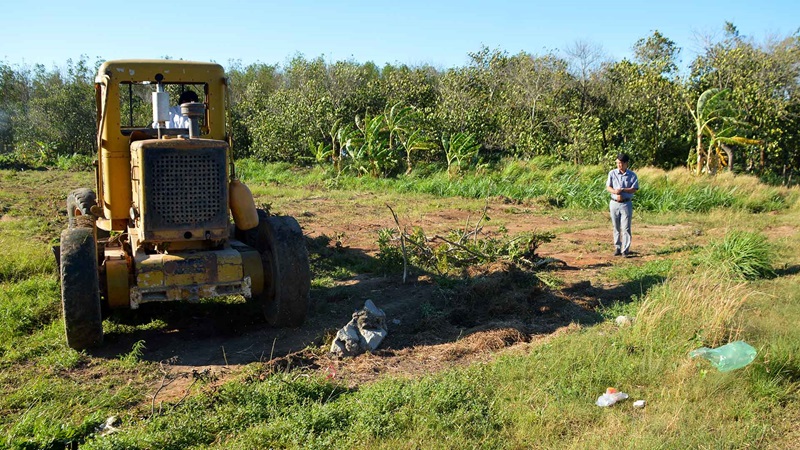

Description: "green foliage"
690 24 800 181
442 132 481 175
10 57 98 159
349 113 396 176
377 218 555 276
697 230 775 280
2 28 799 182
118 340 147 368
307 139 333 166
602 49 689 168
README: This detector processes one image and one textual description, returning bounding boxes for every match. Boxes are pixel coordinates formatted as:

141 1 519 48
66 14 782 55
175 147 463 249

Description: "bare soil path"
89 195 700 400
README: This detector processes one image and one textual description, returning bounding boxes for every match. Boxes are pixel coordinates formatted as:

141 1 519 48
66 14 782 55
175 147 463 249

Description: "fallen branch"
433 234 488 261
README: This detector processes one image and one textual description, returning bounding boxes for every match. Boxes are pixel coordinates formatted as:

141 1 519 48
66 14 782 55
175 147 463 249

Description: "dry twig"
386 204 408 283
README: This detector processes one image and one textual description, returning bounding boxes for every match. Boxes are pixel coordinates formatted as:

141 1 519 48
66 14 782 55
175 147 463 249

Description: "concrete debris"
96 416 120 436
330 300 388 357
615 315 635 327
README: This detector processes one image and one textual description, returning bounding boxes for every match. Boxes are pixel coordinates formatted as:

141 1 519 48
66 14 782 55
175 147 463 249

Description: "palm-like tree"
687 88 760 174
399 129 433 174
384 102 434 174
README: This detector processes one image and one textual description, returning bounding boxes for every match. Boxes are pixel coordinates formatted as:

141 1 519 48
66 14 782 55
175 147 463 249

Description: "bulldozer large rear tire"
60 227 103 350
67 188 109 238
239 210 311 327
67 188 97 228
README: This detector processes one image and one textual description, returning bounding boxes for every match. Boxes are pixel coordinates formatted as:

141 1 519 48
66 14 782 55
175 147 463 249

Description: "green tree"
226 60 281 157
690 23 800 180
598 31 689 167
560 40 607 164
498 52 571 156
12 57 97 159
0 61 31 153
435 47 507 152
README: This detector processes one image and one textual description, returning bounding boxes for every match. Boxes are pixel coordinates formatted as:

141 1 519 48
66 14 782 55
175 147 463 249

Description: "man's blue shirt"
606 169 639 201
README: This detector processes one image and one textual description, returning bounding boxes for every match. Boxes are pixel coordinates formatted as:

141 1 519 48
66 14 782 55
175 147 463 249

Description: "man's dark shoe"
614 249 622 256
623 251 631 258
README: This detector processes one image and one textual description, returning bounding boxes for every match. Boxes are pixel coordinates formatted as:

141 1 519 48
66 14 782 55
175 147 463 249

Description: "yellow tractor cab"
58 59 310 350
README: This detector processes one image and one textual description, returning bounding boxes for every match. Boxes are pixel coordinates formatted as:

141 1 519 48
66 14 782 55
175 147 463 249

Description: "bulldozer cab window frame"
118 82 208 135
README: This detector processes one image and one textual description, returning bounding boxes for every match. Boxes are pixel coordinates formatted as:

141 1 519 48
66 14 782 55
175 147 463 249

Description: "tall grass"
636 271 750 347
233 159 798 214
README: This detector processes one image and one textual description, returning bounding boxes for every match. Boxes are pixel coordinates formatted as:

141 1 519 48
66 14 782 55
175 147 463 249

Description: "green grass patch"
696 230 775 280
0 276 61 352
0 166 797 448
81 365 502 449
0 234 56 283
232 159 798 214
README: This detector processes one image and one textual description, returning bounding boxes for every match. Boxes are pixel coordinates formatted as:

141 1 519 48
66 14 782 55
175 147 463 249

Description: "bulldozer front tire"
60 227 103 350
239 210 311 327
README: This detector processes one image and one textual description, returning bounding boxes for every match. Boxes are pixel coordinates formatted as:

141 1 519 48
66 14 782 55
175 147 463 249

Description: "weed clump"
697 230 775 280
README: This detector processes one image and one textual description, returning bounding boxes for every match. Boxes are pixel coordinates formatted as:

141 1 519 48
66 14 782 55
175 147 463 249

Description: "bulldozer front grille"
142 146 228 230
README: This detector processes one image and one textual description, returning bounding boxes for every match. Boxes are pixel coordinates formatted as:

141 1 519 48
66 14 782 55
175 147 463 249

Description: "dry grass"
636 270 750 346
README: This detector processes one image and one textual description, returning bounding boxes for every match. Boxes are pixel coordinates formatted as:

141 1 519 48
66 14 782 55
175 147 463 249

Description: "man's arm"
606 172 620 195
621 173 639 194
606 172 623 200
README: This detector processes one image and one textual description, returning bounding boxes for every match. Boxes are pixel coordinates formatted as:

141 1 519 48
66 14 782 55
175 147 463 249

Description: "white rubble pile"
330 300 388 357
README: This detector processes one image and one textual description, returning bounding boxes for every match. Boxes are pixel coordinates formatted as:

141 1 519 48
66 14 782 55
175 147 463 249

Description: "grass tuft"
697 230 775 280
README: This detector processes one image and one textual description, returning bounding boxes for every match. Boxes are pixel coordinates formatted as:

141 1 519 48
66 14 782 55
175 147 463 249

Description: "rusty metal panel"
240 250 263 296
131 247 248 307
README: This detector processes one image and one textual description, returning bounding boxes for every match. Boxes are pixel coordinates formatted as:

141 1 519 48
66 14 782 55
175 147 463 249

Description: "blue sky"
1 0 797 71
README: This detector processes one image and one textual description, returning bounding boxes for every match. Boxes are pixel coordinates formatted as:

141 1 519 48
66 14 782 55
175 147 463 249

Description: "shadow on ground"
89 235 651 369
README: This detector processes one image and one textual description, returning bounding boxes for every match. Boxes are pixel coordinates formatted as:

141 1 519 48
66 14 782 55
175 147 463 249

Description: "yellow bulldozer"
58 59 310 350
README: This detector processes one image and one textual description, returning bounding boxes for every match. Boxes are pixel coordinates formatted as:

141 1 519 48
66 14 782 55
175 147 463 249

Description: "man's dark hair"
178 90 199 105
616 153 630 163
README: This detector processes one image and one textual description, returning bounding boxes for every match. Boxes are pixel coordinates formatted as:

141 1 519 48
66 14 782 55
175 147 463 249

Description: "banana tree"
442 132 481 177
687 88 760 174
353 113 396 177
384 102 413 151
399 128 433 174
307 139 333 166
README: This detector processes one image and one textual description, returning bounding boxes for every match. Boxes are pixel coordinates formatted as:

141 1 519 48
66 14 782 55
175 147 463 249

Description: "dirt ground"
90 195 699 401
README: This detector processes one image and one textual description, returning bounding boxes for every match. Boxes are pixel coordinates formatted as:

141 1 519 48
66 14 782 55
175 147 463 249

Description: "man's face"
616 159 628 172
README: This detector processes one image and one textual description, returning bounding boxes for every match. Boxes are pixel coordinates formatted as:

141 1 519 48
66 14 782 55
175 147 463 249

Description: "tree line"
1 24 798 183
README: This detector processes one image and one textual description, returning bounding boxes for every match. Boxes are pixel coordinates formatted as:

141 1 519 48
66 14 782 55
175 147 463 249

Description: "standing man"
606 153 639 257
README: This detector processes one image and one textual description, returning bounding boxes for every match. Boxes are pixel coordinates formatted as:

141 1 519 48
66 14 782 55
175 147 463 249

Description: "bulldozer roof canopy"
96 60 226 85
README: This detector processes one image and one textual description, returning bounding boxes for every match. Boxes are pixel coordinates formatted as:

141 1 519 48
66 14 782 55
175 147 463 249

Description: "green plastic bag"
690 341 757 372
